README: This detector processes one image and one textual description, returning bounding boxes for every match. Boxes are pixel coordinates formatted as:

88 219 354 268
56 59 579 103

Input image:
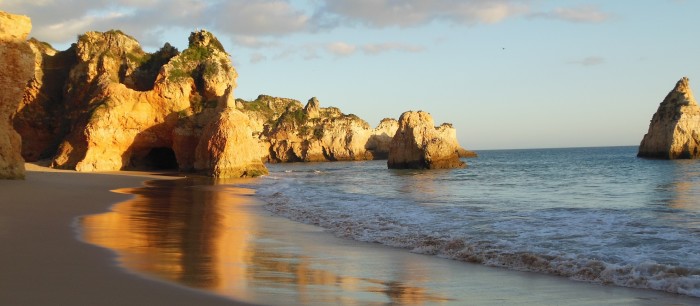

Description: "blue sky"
4 0 699 149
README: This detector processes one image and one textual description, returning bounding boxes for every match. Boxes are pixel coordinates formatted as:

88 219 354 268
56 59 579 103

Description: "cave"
135 147 179 170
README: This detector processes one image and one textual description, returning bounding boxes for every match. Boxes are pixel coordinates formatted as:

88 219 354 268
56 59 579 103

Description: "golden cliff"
9 13 474 175
638 77 700 159
388 111 467 169
15 27 266 178
0 12 33 179
238 96 401 162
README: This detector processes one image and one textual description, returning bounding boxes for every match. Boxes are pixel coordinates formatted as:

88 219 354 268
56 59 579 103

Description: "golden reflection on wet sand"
81 178 450 305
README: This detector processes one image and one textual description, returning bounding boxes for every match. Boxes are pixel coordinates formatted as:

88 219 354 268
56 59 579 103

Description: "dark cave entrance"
140 147 179 170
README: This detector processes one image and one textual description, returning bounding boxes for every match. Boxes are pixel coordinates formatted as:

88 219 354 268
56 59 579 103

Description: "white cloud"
234 35 280 49
3 0 315 48
326 42 356 57
362 43 425 55
529 5 612 23
317 0 530 27
212 0 311 36
250 52 267 63
568 56 605 67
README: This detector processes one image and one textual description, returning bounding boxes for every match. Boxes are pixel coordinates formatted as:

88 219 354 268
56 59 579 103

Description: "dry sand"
0 163 252 305
2 163 700 305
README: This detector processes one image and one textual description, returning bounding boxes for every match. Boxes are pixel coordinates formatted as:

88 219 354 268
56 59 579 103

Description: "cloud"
3 0 315 48
529 5 612 23
234 35 280 49
317 0 530 27
568 56 605 67
362 43 425 55
326 42 356 57
212 0 311 36
250 52 267 63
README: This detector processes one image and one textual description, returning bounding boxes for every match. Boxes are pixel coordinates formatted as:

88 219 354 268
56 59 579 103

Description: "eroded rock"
388 111 466 169
0 11 33 179
638 77 700 159
18 29 268 177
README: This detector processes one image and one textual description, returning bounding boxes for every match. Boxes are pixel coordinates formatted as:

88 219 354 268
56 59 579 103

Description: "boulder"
638 77 700 159
388 111 466 169
0 11 33 179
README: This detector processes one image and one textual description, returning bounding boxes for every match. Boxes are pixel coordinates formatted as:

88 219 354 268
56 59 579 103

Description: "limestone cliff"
388 111 466 169
14 28 266 177
0 11 33 179
238 96 400 162
638 77 700 159
194 102 268 178
14 39 76 161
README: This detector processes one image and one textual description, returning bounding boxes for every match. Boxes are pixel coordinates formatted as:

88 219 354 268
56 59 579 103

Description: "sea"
253 146 700 297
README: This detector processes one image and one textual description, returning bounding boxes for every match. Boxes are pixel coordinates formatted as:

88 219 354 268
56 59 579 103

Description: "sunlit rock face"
239 96 402 162
388 111 466 169
0 11 33 179
638 77 700 159
193 89 268 178
14 39 76 162
12 27 266 177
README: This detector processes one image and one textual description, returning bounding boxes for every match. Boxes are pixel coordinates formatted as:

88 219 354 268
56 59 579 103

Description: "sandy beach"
2 164 700 305
0 163 252 305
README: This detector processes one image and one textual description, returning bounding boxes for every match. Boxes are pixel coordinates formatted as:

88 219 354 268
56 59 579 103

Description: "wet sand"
2 164 700 305
0 164 252 305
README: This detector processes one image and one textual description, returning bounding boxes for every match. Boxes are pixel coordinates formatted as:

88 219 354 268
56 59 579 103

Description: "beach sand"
2 164 699 305
0 163 252 306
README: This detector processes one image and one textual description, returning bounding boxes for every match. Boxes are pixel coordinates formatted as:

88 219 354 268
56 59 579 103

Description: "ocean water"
254 146 700 297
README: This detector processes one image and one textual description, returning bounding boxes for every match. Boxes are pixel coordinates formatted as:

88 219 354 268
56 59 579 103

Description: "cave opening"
140 147 179 170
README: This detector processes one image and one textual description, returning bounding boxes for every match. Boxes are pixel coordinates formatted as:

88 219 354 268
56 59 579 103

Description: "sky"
2 0 699 150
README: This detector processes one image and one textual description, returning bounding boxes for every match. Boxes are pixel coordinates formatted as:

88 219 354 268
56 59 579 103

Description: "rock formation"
8 15 474 176
15 27 266 177
0 11 33 179
388 111 467 169
194 102 268 177
238 96 402 162
14 39 76 162
638 77 700 159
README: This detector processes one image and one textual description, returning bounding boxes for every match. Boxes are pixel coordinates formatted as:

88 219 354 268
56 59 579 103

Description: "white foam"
255 153 700 298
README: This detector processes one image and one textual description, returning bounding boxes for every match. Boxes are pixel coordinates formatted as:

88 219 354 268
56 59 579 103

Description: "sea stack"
0 11 33 179
638 77 700 159
388 111 467 169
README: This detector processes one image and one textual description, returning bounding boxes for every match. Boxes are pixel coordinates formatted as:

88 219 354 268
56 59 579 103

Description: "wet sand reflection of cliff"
81 178 451 305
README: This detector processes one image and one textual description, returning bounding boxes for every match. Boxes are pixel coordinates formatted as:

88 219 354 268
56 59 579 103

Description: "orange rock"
388 111 466 169
639 77 700 159
0 11 33 179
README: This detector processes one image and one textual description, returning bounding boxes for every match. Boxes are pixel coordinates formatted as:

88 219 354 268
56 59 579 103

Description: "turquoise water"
255 146 700 297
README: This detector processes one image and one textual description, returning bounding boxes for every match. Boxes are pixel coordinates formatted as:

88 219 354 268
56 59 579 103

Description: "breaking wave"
254 147 700 297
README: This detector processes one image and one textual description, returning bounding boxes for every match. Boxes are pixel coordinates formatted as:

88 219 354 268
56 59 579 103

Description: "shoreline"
3 163 700 305
0 163 253 306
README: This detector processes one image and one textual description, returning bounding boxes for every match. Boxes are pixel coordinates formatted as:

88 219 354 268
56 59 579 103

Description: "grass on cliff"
168 46 219 82
238 98 274 117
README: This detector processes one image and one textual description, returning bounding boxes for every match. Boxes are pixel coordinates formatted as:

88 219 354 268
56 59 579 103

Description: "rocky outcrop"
238 96 401 162
365 118 399 159
9 18 474 175
388 111 466 169
638 77 700 159
15 28 266 177
194 103 268 177
13 39 76 161
0 11 33 179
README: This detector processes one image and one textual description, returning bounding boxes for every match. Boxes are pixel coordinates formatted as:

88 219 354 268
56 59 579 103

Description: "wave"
259 189 700 298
